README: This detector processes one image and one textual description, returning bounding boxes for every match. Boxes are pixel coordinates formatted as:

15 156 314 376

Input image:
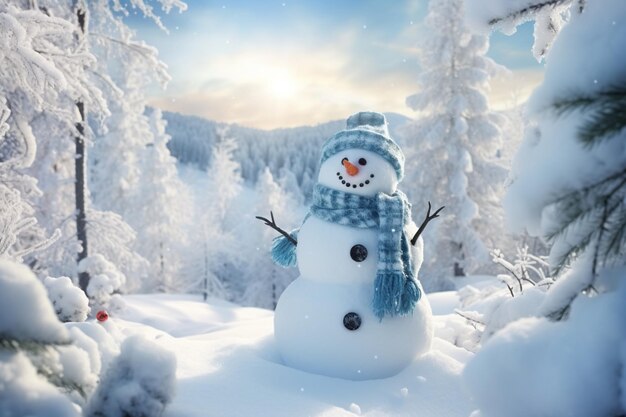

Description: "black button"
350 244 368 262
343 312 361 330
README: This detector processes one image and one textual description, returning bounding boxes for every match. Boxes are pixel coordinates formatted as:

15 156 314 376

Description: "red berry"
96 310 109 322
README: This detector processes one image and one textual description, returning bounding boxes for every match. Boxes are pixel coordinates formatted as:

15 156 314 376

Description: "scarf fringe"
373 272 421 319
271 230 299 268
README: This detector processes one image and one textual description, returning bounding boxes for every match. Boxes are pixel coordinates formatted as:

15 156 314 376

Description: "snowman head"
318 112 404 196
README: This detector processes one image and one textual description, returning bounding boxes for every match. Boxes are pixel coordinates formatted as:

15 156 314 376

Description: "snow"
425 291 459 315
113 293 474 417
44 276 90 323
85 335 177 417
464 276 626 417
0 351 81 417
0 260 68 343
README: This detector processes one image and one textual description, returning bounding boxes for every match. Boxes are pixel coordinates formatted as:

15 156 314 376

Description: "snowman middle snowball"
269 111 434 380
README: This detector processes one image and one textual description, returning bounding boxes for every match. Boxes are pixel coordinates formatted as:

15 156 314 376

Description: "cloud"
150 42 418 129
138 1 542 129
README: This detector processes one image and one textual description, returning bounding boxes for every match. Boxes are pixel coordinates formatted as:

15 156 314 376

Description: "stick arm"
410 202 445 246
255 211 298 246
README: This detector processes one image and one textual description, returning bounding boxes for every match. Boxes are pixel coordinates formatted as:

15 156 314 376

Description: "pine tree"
242 167 299 309
403 0 509 287
128 109 191 292
471 0 626 318
182 129 241 300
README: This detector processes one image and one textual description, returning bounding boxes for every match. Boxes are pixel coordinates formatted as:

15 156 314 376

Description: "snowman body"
274 146 434 380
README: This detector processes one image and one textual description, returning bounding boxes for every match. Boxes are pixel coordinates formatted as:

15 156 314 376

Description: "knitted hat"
320 111 405 180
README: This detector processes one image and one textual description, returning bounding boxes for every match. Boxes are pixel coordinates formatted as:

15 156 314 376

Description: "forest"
0 0 624 416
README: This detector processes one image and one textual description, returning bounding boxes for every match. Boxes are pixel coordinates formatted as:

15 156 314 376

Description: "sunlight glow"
268 72 297 100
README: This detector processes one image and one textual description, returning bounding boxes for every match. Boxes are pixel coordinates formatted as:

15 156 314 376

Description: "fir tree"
403 0 509 287
473 0 626 319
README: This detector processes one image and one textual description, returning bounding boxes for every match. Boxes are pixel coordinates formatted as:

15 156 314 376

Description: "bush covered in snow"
0 351 82 417
85 335 177 417
79 254 126 313
0 260 97 416
437 248 552 352
44 276 90 322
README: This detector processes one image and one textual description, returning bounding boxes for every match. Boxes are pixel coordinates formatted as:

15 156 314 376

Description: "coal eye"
358 158 367 166
341 157 348 164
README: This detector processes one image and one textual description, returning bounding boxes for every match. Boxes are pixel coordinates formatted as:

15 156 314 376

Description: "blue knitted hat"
320 111 405 180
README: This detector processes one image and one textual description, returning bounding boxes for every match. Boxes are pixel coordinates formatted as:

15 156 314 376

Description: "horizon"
128 1 544 130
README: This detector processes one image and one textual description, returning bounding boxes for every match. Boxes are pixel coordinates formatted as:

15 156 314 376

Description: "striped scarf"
310 184 421 319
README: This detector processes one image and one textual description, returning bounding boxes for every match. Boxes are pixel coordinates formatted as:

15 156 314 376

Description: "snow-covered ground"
113 291 474 417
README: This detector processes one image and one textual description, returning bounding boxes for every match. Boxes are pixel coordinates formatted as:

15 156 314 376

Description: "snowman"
257 111 443 380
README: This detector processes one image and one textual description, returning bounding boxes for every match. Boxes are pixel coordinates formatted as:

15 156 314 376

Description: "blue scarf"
272 184 421 319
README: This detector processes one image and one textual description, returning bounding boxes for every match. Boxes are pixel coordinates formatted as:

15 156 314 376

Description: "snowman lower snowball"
259 111 441 380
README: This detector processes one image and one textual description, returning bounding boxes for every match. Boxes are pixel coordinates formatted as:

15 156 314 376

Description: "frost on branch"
446 248 553 351
0 183 60 262
0 6 68 106
464 0 579 61
108 0 187 33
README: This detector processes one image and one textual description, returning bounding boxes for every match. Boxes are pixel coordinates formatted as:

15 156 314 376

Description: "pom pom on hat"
320 111 405 180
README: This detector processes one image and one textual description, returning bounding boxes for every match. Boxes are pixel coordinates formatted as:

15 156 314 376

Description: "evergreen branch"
0 335 71 351
600 199 626 264
487 0 571 26
44 372 89 399
546 169 626 275
553 86 626 147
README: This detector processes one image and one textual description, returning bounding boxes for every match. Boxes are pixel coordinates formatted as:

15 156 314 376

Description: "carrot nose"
342 158 359 176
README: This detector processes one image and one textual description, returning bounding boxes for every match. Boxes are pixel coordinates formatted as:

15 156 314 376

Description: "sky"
126 0 544 130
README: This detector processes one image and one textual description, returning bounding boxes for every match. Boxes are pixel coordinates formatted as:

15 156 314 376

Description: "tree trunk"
75 2 90 293
203 240 209 301
453 242 465 277
76 101 90 292
453 262 465 277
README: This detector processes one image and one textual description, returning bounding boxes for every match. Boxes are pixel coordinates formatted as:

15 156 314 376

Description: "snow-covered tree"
465 0 626 318
182 129 242 299
403 0 509 288
128 109 191 292
242 167 300 309
462 1 626 416
3 0 186 289
79 253 126 313
0 5 81 263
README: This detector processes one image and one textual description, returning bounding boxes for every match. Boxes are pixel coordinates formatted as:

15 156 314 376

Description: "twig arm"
256 211 298 246
411 202 445 246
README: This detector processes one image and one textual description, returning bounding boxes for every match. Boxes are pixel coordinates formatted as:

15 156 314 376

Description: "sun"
268 72 297 100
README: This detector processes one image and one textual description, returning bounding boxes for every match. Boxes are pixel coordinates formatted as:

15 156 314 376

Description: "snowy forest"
0 0 624 416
